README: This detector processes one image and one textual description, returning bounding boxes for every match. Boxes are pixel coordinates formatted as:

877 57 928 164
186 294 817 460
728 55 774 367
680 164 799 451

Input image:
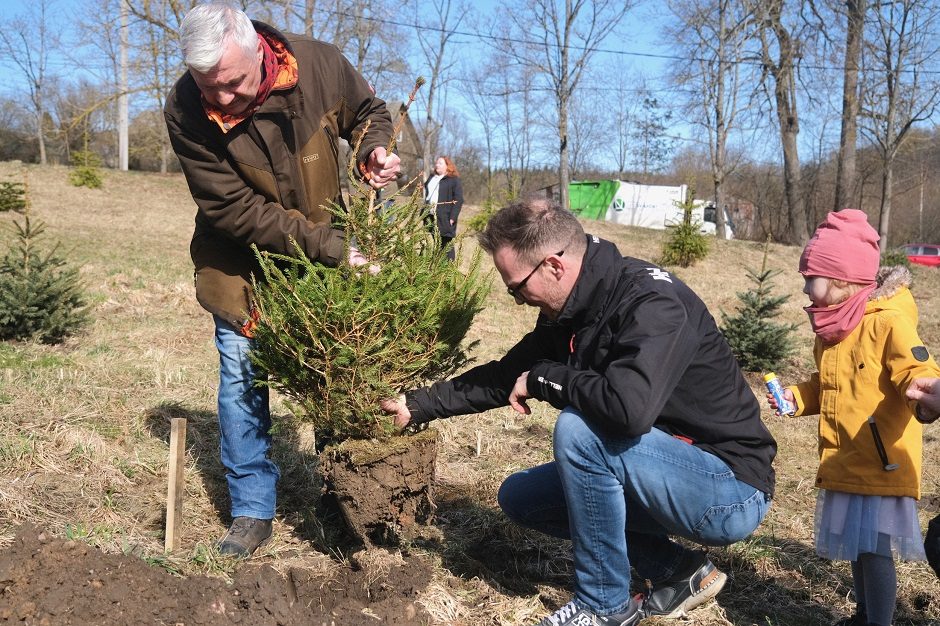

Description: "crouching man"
382 198 776 625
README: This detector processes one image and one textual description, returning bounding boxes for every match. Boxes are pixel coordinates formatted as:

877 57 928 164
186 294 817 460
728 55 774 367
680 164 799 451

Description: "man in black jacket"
383 199 776 626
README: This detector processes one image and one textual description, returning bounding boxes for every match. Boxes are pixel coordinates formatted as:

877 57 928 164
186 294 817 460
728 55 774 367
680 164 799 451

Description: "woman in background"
423 156 463 260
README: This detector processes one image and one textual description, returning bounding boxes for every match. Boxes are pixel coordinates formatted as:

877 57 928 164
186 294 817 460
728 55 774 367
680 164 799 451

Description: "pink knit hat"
799 209 880 283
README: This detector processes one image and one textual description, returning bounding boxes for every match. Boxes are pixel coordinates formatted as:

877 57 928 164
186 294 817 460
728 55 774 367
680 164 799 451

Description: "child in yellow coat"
768 210 940 626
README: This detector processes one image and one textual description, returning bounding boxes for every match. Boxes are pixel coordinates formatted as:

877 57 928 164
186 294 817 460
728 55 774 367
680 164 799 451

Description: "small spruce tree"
0 187 89 343
720 239 797 372
0 182 26 212
249 79 490 444
69 130 103 189
660 187 709 267
466 185 515 234
881 247 912 271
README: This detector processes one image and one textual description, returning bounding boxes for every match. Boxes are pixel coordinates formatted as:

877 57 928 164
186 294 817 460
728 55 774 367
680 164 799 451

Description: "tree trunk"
36 108 47 165
878 164 894 249
771 22 807 244
304 0 314 37
119 0 129 171
834 0 866 212
558 98 570 211
780 124 806 243
713 39 728 240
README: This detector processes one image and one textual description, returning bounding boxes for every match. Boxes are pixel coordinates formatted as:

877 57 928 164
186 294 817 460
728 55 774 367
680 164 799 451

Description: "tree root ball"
320 427 439 545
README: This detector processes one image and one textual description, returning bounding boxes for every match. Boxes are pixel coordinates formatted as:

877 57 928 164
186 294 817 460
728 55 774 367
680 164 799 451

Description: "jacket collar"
554 235 623 327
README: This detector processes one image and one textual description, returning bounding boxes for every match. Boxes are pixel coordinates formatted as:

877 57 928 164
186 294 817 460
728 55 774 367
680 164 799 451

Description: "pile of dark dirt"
0 524 430 625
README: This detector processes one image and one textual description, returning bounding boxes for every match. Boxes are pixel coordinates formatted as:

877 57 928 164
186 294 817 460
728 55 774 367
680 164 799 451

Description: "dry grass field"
1 160 940 625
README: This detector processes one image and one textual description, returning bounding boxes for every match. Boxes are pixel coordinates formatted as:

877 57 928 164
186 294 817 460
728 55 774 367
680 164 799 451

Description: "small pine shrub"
0 182 26 212
69 150 103 189
720 240 797 372
0 216 90 343
466 198 498 234
881 248 912 270
660 189 709 267
467 186 516 234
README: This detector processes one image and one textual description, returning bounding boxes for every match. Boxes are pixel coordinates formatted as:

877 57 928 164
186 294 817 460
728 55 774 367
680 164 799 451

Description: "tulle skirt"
815 489 926 561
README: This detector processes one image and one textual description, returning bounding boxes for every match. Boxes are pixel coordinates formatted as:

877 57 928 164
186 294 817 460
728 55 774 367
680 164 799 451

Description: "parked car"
901 243 940 267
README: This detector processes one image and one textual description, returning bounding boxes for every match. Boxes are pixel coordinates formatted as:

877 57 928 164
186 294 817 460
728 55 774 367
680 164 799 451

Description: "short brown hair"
478 197 585 263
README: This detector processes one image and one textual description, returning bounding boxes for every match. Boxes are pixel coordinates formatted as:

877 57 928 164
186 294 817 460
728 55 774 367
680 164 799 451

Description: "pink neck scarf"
804 284 875 344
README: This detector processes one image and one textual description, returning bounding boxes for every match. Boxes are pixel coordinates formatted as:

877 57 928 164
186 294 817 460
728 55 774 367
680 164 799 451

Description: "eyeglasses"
506 250 564 299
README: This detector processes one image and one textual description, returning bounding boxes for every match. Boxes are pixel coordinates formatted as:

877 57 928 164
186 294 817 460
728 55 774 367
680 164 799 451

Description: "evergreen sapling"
249 79 490 445
660 187 709 267
0 202 89 343
720 240 797 372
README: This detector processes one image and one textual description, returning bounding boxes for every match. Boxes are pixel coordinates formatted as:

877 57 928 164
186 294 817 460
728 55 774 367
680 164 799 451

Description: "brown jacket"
164 22 393 329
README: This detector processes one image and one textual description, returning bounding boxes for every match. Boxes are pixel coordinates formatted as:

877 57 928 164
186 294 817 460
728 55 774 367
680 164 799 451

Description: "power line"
308 3 940 76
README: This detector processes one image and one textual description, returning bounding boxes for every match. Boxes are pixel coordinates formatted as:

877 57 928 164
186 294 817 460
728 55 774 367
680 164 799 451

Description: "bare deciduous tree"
461 63 497 199
669 0 753 240
748 0 810 244
0 0 60 165
859 0 940 249
412 0 468 178
833 0 867 212
567 83 604 179
605 70 641 179
493 0 634 210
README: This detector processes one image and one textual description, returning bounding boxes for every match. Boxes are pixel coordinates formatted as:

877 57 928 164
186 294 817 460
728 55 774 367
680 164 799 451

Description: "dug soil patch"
0 524 430 625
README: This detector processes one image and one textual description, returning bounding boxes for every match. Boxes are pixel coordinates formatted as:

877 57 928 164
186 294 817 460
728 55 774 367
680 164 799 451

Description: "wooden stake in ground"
164 417 187 552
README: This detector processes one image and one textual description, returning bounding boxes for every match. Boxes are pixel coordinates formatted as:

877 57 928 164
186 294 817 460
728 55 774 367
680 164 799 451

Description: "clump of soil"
0 524 430 625
320 428 438 546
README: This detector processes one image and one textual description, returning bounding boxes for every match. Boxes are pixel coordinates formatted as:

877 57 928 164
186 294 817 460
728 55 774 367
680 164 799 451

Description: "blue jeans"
498 409 770 616
214 316 279 519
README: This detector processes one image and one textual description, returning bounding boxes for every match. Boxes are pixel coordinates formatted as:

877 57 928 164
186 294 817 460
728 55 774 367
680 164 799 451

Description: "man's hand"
907 377 940 423
348 246 380 275
509 371 532 415
381 394 412 429
365 147 401 189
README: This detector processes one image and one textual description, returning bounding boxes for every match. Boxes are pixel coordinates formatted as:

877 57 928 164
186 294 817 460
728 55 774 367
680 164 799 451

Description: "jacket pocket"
297 127 341 226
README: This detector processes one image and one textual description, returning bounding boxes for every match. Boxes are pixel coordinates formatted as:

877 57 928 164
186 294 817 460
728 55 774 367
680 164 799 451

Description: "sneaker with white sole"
641 553 726 619
533 598 643 626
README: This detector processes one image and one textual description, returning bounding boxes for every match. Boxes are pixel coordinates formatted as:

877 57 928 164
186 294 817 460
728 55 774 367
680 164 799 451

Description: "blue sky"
0 0 694 169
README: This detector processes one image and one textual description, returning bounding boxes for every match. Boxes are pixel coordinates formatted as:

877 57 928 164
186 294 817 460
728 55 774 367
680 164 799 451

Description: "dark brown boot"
217 517 272 557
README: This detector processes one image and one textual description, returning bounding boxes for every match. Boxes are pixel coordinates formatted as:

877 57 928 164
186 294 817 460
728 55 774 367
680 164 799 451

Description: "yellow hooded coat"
789 267 940 499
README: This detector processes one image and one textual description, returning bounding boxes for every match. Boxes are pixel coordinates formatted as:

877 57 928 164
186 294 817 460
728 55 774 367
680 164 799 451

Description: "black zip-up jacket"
407 235 776 496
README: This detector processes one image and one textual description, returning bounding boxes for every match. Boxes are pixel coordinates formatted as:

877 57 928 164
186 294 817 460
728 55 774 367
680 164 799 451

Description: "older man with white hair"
164 2 399 557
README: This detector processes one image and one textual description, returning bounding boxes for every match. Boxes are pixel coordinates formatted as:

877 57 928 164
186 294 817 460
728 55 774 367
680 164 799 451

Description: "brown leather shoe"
217 517 272 557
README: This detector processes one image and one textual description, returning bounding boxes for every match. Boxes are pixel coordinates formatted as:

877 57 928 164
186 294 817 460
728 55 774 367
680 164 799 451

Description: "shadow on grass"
714 534 940 626
421 487 940 626
142 401 358 553
143 401 229 524
417 482 571 599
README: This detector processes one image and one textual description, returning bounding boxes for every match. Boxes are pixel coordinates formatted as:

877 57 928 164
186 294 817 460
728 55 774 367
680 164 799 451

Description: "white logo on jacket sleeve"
537 376 563 391
646 267 673 283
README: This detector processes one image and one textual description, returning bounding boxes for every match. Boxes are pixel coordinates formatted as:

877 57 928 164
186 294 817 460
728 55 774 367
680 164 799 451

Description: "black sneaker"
642 553 726 618
533 598 643 626
217 516 272 557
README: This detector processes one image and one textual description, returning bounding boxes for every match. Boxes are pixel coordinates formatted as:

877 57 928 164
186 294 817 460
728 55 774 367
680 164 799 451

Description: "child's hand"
765 388 796 416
